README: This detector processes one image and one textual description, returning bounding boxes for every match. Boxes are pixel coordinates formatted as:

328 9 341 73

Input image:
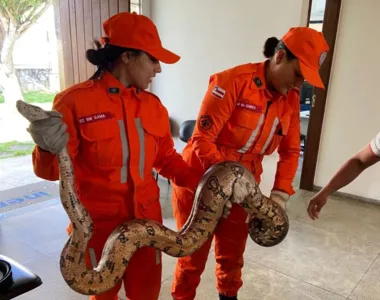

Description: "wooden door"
53 0 131 89
300 0 342 190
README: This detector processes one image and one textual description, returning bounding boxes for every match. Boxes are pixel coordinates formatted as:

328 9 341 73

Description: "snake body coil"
16 100 289 296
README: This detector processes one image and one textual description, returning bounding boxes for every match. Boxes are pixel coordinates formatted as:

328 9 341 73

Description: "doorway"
297 0 342 191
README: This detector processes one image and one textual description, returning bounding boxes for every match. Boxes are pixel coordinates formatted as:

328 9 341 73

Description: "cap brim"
300 61 325 89
150 47 180 64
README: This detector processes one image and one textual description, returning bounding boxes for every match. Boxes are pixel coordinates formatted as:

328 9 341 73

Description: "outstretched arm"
307 132 380 220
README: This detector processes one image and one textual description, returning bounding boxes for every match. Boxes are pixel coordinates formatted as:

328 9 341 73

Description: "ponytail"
85 38 142 80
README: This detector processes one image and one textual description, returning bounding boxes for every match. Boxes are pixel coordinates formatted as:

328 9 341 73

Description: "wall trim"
312 186 380 206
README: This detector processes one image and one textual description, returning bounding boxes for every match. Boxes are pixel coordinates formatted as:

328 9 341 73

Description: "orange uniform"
32 71 199 300
171 26 329 300
171 61 301 299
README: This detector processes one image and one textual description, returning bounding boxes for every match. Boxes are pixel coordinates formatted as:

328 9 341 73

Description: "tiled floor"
1 155 380 299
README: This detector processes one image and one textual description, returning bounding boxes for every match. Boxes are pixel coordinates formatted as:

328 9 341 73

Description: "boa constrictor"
16 100 289 296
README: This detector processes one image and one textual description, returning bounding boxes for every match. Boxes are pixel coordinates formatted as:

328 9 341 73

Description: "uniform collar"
250 61 267 91
251 60 293 100
98 71 142 101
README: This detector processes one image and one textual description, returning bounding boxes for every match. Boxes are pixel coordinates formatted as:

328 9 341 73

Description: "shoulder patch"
211 86 226 100
253 77 262 87
108 87 120 94
199 115 213 130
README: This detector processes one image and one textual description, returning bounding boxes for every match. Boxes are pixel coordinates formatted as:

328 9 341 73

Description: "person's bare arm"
307 134 380 220
319 145 380 196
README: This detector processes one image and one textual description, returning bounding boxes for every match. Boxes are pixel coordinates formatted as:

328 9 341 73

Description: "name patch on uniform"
78 112 114 125
236 101 262 113
211 86 226 99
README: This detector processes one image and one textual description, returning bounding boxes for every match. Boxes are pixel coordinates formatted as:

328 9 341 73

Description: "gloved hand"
269 190 289 210
222 178 249 218
27 110 69 154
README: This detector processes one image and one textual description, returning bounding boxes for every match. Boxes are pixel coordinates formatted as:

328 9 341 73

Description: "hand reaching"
307 192 328 220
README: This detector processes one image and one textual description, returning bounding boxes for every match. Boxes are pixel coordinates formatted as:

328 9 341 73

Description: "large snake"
16 100 289 296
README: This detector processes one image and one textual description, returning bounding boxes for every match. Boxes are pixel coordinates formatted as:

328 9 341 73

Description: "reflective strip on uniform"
260 117 280 154
89 248 97 268
237 114 265 154
135 118 145 180
118 120 129 183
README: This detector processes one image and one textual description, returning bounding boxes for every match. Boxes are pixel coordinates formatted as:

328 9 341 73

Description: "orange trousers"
67 219 162 300
171 187 250 300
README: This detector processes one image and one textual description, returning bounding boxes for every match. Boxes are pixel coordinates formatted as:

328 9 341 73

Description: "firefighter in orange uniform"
26 12 201 300
171 27 330 300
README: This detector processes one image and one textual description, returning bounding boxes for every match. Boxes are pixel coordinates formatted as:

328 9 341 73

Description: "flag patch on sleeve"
211 86 226 99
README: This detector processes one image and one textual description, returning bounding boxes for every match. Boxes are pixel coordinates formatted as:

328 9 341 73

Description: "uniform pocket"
231 109 262 129
79 119 122 167
220 109 264 150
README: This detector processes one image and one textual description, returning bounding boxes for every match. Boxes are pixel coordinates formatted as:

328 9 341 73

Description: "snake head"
16 99 56 122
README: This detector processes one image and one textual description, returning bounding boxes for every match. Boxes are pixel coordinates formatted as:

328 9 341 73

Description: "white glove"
269 190 289 210
27 110 69 154
223 178 248 218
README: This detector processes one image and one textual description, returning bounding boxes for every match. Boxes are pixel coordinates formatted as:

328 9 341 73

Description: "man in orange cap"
171 27 329 300
26 12 202 300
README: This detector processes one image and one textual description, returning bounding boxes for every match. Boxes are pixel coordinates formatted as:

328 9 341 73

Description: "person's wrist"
318 186 332 198
270 189 290 202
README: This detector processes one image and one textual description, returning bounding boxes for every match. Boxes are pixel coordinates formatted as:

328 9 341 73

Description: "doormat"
0 181 59 213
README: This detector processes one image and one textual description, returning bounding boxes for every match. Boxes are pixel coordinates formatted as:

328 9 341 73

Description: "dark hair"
86 38 142 80
263 37 296 60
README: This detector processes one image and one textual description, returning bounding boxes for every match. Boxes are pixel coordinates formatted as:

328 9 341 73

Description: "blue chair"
179 120 196 143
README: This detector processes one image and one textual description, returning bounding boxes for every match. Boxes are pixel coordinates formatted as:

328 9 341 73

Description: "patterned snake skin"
16 100 289 296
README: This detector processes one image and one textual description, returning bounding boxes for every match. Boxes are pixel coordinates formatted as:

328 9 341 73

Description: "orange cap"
102 12 180 64
282 27 329 89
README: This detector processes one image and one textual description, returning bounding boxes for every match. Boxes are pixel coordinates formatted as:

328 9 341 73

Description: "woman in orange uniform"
171 27 330 300
26 12 201 300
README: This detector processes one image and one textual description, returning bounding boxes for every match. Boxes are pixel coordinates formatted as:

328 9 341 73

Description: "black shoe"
219 294 238 300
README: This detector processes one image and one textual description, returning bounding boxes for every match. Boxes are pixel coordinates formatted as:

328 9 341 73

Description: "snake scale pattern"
16 100 289 296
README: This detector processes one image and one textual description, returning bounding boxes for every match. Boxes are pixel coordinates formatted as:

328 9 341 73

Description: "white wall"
315 0 380 200
150 0 309 152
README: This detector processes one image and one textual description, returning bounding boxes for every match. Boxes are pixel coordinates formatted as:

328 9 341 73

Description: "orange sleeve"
191 73 238 171
153 113 201 191
32 94 80 181
273 92 301 196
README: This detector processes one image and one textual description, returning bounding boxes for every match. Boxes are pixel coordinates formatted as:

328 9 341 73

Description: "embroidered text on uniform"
78 112 115 124
236 101 263 113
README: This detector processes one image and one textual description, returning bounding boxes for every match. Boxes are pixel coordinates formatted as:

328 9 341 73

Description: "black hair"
263 37 296 60
86 38 143 80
